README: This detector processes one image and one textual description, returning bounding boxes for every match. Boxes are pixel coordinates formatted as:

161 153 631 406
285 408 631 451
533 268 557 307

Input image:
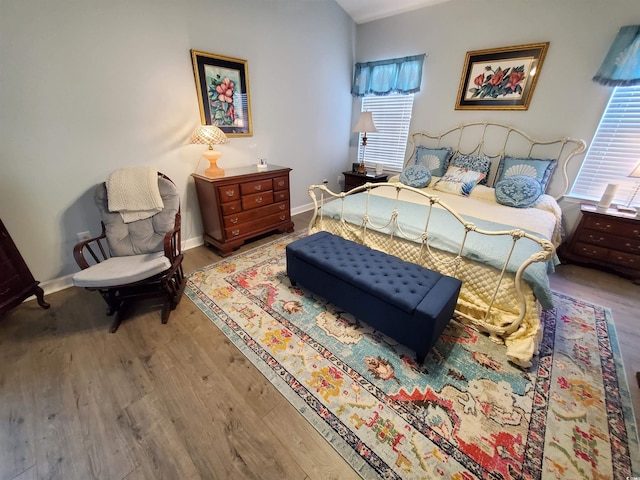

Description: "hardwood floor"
1 211 638 480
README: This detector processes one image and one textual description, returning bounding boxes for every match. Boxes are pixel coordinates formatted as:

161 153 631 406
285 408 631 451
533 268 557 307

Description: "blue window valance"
593 25 640 86
351 54 426 97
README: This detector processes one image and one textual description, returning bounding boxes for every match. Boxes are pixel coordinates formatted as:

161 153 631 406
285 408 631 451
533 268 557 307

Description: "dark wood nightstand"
560 203 640 284
342 171 389 192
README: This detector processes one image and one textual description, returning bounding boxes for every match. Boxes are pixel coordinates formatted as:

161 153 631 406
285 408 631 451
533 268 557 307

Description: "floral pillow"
494 156 557 191
450 153 492 185
400 164 432 188
415 146 454 177
494 174 543 208
433 166 485 197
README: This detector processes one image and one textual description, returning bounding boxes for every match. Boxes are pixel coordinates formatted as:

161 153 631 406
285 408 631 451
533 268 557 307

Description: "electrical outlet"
77 231 92 242
322 178 328 185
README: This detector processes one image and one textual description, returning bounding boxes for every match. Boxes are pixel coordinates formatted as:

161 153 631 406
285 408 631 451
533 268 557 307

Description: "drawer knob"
254 185 262 191
229 206 237 212
232 229 240 236
255 196 263 204
226 189 235 197
280 214 286 220
279 204 285 210
278 181 285 187
230 218 238 224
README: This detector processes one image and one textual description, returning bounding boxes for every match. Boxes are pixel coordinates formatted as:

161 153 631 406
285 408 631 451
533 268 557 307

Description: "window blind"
570 85 640 207
358 94 414 172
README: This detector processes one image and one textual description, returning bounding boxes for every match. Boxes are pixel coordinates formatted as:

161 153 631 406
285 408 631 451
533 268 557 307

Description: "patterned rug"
185 231 640 479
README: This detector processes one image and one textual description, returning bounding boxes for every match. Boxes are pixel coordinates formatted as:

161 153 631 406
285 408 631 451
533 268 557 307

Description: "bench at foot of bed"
286 231 462 364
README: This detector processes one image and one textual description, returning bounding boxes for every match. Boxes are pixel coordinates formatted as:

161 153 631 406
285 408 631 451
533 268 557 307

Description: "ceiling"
334 0 450 24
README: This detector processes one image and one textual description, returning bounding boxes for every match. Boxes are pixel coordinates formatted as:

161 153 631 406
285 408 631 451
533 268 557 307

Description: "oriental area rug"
185 231 640 480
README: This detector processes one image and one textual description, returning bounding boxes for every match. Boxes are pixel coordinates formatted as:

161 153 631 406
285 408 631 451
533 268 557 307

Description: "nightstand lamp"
353 112 377 174
617 161 640 213
190 125 229 178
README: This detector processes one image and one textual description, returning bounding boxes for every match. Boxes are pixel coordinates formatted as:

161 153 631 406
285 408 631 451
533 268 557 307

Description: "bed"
307 122 586 368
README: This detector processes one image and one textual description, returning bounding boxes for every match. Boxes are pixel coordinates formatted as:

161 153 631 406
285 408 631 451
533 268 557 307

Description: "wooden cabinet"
0 218 50 316
560 204 640 284
192 165 294 256
342 171 388 192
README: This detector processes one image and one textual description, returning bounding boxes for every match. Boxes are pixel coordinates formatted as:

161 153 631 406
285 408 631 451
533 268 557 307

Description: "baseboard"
28 203 317 303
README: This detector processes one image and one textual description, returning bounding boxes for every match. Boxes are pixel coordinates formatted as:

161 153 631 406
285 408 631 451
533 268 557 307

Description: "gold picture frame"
191 50 253 137
455 42 549 111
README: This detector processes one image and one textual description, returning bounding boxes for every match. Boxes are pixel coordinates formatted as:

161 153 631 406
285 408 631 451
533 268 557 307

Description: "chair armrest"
163 211 182 261
73 223 109 270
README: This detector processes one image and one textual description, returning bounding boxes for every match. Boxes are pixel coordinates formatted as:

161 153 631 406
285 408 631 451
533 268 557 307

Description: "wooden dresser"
192 165 294 256
0 218 50 316
561 204 640 284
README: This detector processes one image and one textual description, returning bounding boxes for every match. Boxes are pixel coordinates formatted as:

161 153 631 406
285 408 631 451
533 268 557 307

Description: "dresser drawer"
0 259 18 283
578 229 640 254
223 201 289 228
241 191 274 211
0 275 24 303
241 179 272 195
608 250 640 269
218 184 240 203
274 190 289 202
573 242 609 261
221 201 241 215
273 176 289 191
583 215 640 238
224 211 291 239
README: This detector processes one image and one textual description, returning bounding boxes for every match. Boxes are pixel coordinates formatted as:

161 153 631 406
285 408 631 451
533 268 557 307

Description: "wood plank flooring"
0 211 638 480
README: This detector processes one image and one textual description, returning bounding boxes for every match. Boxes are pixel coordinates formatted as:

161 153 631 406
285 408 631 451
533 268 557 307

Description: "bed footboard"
306 182 556 368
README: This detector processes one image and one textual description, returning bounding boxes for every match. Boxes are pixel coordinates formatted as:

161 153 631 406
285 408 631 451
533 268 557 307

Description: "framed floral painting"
191 50 253 136
455 43 549 110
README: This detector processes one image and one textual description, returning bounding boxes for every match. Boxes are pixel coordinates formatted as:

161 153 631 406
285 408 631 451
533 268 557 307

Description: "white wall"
352 0 640 232
0 0 354 285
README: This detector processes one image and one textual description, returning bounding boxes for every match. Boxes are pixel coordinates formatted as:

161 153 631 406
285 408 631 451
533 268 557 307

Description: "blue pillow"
494 175 543 208
451 153 492 185
400 164 432 188
495 156 557 191
415 146 453 177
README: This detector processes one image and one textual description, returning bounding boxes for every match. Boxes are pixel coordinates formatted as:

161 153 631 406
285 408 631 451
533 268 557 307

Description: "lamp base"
202 150 224 178
357 162 366 174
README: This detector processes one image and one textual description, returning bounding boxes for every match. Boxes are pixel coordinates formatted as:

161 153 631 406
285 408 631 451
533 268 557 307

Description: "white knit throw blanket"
106 167 164 223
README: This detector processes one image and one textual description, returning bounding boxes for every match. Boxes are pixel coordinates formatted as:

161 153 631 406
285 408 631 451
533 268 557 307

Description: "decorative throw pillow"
494 175 543 208
433 166 485 197
399 164 432 188
494 156 557 191
415 146 454 177
450 153 492 185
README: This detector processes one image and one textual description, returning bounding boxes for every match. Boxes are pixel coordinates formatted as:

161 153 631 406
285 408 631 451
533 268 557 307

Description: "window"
570 85 640 207
358 93 414 172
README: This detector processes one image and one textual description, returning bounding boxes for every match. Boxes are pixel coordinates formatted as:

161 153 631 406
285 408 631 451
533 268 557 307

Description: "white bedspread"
378 179 562 246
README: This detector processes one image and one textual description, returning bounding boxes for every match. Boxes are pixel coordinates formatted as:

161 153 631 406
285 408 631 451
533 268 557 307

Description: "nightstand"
560 204 640 284
342 171 389 192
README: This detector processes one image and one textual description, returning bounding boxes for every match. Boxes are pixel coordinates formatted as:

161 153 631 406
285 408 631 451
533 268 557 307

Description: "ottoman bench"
286 231 462 363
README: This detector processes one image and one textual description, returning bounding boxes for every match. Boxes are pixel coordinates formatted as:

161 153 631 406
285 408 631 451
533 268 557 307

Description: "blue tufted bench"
286 231 462 363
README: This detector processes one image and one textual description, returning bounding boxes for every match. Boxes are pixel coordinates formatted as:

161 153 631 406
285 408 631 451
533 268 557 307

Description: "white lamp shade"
352 112 378 133
629 161 640 178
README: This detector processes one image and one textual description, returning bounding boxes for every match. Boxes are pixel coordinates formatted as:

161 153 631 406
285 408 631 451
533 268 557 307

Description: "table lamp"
353 112 377 174
617 161 640 213
190 125 229 178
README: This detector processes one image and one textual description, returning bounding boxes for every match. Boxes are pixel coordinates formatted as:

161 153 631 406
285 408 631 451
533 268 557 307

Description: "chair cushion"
72 252 171 288
95 176 179 256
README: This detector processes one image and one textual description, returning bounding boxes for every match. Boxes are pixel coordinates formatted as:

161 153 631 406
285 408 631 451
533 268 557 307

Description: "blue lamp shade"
593 24 640 86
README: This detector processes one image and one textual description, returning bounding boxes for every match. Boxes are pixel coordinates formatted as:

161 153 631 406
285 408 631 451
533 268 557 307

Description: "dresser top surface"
192 164 291 183
581 203 639 222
